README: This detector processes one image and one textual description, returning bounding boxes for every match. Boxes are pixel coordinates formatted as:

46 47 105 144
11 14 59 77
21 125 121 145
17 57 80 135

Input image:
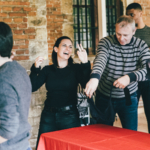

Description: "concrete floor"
114 107 148 133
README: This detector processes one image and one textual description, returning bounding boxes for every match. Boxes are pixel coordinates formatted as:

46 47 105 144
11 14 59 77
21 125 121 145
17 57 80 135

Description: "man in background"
0 22 32 150
126 2 150 133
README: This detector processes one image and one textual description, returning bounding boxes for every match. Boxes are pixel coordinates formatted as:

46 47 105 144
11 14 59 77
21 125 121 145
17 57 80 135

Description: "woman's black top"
30 61 91 108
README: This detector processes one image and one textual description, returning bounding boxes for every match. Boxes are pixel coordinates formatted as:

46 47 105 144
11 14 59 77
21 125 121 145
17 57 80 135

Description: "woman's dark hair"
52 36 73 68
0 22 13 58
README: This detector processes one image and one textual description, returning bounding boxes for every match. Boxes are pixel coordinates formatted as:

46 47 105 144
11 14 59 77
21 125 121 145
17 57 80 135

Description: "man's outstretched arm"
85 38 109 98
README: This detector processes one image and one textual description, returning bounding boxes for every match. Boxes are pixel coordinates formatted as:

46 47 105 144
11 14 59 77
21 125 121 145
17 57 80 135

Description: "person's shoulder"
100 35 114 41
99 35 115 46
139 25 150 33
145 25 150 35
133 36 148 48
72 63 79 67
70 63 81 71
43 64 54 69
72 62 90 69
0 61 25 73
132 36 140 41
145 25 150 30
137 25 150 33
42 64 55 73
133 36 144 44
9 61 26 73
11 61 29 75
0 61 31 88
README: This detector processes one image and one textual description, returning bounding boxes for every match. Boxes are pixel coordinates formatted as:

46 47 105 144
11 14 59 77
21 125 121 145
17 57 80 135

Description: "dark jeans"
137 81 150 133
36 106 80 150
95 92 138 131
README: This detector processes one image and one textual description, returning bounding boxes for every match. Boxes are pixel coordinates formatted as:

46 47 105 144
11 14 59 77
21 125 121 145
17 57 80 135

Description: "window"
106 0 123 36
73 0 98 55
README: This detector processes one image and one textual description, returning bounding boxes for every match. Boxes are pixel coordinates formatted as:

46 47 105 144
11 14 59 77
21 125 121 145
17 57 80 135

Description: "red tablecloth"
37 124 150 150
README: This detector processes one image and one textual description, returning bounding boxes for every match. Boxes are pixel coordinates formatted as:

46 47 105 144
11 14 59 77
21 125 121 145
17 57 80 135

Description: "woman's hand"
77 44 88 63
10 51 15 60
35 56 44 68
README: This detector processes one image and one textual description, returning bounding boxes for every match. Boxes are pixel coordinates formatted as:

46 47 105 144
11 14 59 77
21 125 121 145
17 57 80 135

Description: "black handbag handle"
110 85 132 106
124 87 132 106
109 85 113 101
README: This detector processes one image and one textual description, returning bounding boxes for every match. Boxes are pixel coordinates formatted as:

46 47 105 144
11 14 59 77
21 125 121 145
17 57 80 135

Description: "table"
37 124 150 150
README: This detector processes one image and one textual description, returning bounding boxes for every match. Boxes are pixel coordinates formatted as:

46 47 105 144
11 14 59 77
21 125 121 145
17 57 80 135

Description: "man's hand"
113 75 130 89
85 78 99 98
10 51 15 60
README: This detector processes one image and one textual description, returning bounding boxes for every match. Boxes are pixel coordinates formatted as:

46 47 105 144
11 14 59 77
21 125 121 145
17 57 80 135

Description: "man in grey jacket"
0 22 32 150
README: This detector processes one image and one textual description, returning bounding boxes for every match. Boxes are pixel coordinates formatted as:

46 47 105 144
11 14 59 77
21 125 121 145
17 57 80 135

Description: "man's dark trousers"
138 81 150 133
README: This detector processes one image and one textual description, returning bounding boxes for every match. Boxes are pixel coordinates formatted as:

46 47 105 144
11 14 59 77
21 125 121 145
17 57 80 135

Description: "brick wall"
46 0 63 63
0 0 74 149
0 1 34 61
0 0 49 62
46 0 74 63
